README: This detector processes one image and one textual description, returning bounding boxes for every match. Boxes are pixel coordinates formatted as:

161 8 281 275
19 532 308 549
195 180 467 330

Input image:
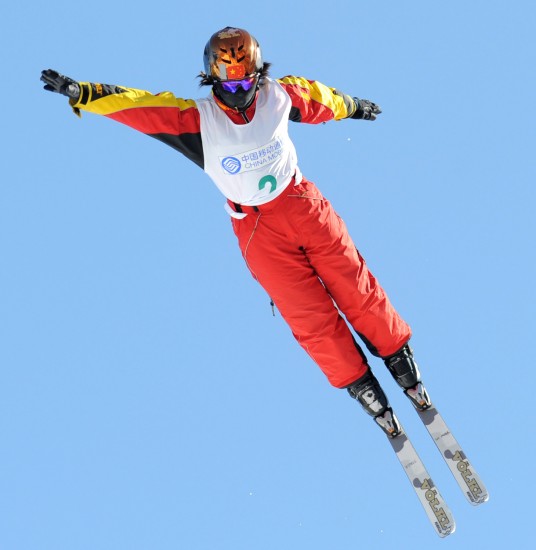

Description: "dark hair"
197 62 272 87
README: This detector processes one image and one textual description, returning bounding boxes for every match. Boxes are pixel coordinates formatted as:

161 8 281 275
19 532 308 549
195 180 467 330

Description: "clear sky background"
1 1 535 549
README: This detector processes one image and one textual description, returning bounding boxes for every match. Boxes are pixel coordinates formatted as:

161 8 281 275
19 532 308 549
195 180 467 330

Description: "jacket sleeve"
70 82 204 168
276 76 358 124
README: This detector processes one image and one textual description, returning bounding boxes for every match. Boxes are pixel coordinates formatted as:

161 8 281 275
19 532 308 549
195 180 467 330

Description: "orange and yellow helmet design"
203 26 263 81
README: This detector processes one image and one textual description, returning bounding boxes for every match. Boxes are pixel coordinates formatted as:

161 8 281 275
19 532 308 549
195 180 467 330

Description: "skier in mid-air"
41 26 433 436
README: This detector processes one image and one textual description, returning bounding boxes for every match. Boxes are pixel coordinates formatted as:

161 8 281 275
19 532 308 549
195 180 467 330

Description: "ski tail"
388 429 456 537
417 405 489 505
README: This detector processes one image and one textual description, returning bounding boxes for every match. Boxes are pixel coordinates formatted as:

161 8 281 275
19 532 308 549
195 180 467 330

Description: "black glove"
40 69 80 99
351 98 382 121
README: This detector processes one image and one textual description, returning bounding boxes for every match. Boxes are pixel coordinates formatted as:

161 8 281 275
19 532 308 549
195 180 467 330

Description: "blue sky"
1 1 535 548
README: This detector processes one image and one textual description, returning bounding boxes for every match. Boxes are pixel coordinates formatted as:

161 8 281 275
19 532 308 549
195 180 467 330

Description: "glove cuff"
350 97 365 119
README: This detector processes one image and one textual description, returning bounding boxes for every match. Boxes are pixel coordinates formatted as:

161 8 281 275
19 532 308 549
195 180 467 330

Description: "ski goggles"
219 76 258 93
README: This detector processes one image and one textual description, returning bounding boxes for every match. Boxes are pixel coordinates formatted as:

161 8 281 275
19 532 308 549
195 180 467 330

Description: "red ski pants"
231 177 411 388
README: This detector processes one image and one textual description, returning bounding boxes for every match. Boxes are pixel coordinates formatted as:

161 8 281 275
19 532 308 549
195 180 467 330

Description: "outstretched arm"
40 69 204 167
277 75 381 123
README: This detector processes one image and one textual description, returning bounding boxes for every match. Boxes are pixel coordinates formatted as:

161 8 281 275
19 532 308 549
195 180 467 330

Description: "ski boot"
384 344 432 411
347 370 401 438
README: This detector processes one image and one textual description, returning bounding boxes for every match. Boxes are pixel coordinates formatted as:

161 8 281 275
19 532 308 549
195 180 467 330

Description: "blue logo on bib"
221 156 241 174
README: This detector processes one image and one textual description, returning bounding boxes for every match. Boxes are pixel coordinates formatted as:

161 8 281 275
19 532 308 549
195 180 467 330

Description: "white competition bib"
196 78 300 208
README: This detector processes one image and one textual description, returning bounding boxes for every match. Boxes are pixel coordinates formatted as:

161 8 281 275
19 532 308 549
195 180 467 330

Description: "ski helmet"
203 26 263 81
203 26 263 111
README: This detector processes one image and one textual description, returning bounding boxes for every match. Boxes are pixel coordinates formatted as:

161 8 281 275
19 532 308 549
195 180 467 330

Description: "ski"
349 371 455 536
386 427 456 538
413 403 489 505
